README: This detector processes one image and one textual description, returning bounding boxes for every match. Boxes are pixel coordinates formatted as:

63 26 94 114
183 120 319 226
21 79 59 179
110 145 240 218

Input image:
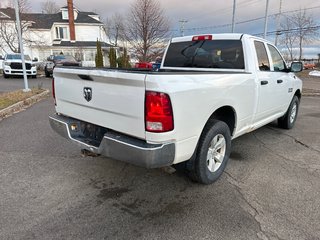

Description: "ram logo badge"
83 87 92 102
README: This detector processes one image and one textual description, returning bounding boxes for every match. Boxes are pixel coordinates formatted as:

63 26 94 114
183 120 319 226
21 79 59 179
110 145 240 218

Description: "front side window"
268 44 286 71
254 41 270 71
163 40 244 69
55 27 68 39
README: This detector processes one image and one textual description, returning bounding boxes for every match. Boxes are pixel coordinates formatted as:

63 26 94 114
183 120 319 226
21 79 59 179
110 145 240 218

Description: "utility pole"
232 0 236 33
14 0 30 92
179 20 188 37
263 0 270 39
274 0 283 46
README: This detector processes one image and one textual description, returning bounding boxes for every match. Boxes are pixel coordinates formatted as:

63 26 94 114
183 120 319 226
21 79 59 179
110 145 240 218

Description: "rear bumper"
49 114 175 168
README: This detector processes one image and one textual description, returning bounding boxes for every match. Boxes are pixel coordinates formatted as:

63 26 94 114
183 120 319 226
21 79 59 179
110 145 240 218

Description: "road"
0 75 51 93
0 77 320 239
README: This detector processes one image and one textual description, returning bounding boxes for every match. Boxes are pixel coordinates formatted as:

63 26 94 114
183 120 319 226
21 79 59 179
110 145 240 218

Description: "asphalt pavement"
0 74 51 93
0 76 320 240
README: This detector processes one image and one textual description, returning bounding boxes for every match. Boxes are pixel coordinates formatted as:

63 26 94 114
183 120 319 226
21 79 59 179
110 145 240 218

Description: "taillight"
192 35 212 41
145 91 174 132
52 78 56 105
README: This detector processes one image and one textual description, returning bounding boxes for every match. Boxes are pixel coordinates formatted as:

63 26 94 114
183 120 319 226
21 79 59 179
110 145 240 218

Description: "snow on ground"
309 70 320 77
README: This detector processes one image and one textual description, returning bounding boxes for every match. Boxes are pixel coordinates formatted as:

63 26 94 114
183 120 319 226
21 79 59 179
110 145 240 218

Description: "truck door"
253 40 280 124
266 44 293 113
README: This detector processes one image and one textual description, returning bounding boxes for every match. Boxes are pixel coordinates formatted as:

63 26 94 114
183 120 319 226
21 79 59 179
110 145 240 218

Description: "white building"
0 0 113 67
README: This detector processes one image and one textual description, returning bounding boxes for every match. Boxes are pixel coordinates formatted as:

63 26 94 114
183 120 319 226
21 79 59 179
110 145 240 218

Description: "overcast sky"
1 0 319 57
2 0 319 36
28 0 320 35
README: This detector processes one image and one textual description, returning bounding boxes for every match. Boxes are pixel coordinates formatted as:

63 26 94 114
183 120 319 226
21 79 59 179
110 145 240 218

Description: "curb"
0 89 50 120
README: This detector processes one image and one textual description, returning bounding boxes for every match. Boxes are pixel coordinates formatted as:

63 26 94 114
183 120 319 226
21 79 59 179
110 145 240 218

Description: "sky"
1 0 320 57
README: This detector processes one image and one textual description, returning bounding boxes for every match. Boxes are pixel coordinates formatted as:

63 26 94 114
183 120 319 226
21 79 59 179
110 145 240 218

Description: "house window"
55 27 68 40
62 10 68 20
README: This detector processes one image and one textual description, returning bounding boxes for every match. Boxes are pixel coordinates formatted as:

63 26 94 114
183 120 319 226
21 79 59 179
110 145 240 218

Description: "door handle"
277 79 283 84
261 80 268 85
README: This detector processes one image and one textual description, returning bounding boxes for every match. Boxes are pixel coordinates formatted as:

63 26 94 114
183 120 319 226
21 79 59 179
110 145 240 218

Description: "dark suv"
45 55 81 77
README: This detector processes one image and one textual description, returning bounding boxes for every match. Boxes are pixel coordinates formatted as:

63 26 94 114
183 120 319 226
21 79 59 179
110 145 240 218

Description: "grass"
0 88 45 110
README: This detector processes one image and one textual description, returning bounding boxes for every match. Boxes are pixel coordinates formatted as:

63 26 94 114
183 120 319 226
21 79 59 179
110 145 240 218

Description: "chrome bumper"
49 114 175 168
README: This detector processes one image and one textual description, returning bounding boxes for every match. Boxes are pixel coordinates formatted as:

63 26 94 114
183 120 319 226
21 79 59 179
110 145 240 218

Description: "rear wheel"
278 96 299 129
188 120 231 184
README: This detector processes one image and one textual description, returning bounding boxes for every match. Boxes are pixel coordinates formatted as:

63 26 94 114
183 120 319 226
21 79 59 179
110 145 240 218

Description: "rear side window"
163 40 244 69
267 44 286 71
254 41 270 71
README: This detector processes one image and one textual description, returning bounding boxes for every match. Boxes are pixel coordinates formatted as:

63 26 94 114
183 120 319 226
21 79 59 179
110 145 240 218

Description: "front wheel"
3 73 9 78
278 96 300 129
189 120 231 184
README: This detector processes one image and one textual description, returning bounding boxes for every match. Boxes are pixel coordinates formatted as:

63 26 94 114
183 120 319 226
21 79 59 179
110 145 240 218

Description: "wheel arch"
204 106 237 137
294 89 301 100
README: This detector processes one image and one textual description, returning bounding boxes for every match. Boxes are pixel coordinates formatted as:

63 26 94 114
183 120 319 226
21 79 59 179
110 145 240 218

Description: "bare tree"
8 0 31 13
41 0 60 14
125 0 170 62
104 13 126 47
0 20 23 53
0 0 44 53
280 16 297 61
288 9 318 61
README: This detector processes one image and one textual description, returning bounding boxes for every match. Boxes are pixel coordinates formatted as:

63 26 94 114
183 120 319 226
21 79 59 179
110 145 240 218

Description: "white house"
0 0 113 67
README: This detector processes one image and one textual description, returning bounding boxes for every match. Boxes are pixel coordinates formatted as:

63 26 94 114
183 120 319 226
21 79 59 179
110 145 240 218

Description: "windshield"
54 55 76 61
6 54 31 61
163 40 244 69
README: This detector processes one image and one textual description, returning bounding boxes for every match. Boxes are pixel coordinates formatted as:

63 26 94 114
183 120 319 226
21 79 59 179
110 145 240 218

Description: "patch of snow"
309 70 320 77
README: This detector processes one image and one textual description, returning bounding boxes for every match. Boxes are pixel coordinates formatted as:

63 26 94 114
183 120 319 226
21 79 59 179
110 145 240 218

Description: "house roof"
0 7 103 29
0 8 14 19
52 41 113 48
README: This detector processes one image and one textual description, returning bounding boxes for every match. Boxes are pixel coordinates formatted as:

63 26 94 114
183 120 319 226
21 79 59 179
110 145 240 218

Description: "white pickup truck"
49 33 303 184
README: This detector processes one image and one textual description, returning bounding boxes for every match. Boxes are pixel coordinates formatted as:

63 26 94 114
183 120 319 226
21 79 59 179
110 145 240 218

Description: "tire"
3 73 9 78
278 96 299 129
32 75 37 79
188 120 231 184
45 68 50 78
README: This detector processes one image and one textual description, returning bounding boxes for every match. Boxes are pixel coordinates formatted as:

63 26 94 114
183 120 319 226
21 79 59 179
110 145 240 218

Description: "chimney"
67 0 76 42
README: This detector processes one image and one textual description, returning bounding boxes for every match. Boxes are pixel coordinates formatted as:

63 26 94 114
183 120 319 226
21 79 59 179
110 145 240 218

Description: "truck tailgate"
53 67 146 140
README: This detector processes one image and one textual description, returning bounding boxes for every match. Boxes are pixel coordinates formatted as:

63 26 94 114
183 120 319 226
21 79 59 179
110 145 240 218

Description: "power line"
173 5 320 34
253 25 320 37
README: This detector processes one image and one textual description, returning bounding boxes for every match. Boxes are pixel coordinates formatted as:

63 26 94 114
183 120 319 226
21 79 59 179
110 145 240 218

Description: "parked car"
49 33 303 184
2 53 37 78
45 55 81 77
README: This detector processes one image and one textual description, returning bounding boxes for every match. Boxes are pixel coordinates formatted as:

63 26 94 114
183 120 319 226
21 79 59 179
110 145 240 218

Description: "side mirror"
290 62 303 72
33 57 38 62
